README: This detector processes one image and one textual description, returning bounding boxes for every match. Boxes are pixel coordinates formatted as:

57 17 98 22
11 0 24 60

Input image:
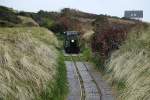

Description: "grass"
40 52 68 100
17 16 39 27
105 26 150 100
64 55 85 61
82 30 94 42
0 27 67 100
82 47 106 73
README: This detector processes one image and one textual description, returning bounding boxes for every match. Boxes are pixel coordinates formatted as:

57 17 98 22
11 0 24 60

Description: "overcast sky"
0 0 149 22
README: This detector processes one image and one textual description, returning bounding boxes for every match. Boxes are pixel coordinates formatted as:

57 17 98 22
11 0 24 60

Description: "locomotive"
64 31 80 53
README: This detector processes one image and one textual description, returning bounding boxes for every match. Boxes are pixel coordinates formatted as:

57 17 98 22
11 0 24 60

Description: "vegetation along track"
70 54 101 100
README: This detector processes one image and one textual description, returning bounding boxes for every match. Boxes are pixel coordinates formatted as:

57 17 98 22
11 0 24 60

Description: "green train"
64 31 80 53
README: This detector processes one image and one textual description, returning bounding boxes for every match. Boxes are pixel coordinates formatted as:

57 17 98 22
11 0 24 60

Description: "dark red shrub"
91 15 140 59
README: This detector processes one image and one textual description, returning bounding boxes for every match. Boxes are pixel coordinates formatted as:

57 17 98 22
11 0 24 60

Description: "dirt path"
65 55 114 100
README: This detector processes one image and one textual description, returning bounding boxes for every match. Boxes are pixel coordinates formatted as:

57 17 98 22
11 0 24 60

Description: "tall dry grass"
106 26 150 100
0 27 58 100
82 30 94 41
18 16 39 26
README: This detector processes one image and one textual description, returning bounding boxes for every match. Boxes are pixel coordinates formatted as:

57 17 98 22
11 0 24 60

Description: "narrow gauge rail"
70 55 101 100
77 55 102 100
70 55 85 100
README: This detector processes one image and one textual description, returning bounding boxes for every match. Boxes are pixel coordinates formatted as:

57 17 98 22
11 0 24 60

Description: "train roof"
64 31 79 36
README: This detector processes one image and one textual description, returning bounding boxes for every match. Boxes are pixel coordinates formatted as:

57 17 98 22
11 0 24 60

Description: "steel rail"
70 55 85 100
77 55 102 100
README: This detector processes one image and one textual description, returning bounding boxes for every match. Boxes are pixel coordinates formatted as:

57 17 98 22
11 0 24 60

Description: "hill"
0 27 61 100
0 6 39 27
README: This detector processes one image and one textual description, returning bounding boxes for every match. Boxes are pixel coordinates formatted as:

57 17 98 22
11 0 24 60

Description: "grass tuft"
0 27 62 100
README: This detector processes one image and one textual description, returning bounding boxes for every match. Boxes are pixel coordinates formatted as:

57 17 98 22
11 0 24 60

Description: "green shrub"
83 48 92 61
82 48 105 72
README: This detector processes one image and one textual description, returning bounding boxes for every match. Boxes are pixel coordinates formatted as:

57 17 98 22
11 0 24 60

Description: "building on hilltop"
124 10 143 20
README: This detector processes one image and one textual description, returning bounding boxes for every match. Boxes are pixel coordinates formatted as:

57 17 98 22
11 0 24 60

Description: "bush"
82 48 105 72
0 6 21 24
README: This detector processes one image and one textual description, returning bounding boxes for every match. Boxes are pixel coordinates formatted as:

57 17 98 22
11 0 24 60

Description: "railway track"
66 53 114 100
76 55 102 100
70 55 86 100
67 54 101 100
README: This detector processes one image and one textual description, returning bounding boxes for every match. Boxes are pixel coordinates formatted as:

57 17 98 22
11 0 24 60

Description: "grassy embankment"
105 26 150 100
0 27 68 100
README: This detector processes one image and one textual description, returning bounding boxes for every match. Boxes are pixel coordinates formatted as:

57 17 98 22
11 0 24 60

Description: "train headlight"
71 40 75 43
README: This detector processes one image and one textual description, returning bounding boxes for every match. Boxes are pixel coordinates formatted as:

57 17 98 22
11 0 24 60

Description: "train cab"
64 31 80 53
